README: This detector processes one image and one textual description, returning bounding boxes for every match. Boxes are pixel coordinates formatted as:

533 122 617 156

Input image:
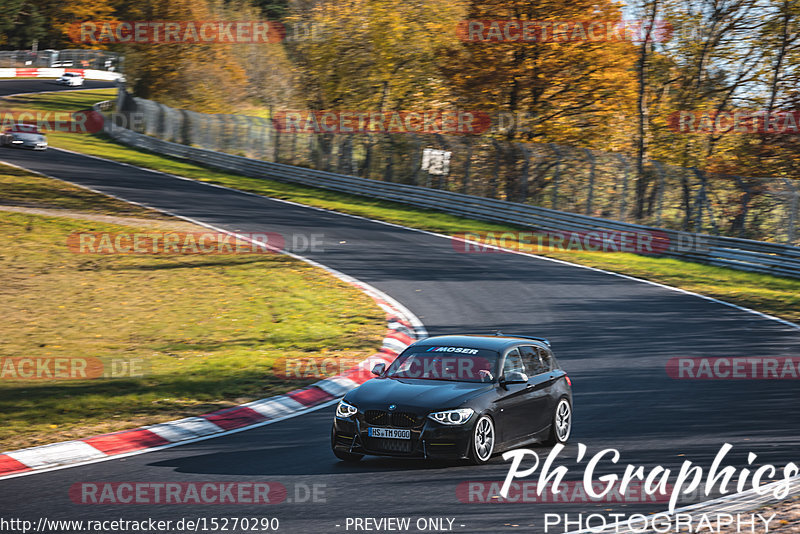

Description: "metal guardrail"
95 102 800 279
122 93 800 245
0 49 121 70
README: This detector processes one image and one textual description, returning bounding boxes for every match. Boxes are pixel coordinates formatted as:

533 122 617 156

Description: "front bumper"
332 411 473 459
12 143 47 150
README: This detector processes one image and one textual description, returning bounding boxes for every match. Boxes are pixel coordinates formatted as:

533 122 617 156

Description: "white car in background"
56 73 84 86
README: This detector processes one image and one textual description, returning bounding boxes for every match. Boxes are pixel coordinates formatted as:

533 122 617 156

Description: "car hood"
345 377 492 412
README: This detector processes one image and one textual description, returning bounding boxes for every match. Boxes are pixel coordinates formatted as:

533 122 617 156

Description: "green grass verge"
0 163 384 450
5 89 800 326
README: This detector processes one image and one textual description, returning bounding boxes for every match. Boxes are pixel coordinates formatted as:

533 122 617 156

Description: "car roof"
6 124 40 133
410 334 551 351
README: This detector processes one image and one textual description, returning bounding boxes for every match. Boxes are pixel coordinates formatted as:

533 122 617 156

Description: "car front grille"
427 442 460 455
364 410 420 428
365 410 390 426
391 412 419 428
365 438 413 454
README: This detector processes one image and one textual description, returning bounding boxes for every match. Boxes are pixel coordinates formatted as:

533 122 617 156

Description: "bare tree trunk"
634 0 659 220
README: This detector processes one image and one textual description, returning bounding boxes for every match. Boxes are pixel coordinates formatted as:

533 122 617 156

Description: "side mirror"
372 362 386 376
501 371 528 386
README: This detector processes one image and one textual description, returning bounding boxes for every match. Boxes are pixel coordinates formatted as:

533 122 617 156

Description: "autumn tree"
115 0 249 112
285 0 467 112
737 0 800 181
443 0 638 148
645 0 777 230
0 1 47 49
282 0 468 175
1 0 114 50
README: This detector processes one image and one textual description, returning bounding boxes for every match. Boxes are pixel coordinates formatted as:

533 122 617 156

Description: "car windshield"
384 347 500 383
12 133 43 141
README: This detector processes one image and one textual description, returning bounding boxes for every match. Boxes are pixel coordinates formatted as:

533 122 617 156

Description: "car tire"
468 414 495 464
545 398 572 445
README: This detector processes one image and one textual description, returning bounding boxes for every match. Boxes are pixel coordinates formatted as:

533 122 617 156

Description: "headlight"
335 400 358 418
428 408 474 425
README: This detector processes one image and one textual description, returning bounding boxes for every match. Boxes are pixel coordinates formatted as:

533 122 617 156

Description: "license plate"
368 427 411 439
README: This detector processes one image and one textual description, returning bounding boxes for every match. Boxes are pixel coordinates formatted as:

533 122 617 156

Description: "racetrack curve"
0 85 797 533
0 79 116 97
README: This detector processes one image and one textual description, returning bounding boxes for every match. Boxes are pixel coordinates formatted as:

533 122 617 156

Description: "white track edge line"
0 133 794 499
1 91 795 521
0 156 423 331
36 145 800 332
0 162 425 479
0 398 341 482
1 127 796 524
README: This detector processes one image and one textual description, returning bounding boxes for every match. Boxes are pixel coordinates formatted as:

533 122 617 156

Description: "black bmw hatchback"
331 334 572 464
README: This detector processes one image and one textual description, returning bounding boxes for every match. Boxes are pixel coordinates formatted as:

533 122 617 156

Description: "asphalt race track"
0 79 116 97
0 84 798 533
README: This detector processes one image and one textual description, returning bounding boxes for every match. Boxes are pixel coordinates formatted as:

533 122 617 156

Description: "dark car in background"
331 334 572 464
0 125 48 151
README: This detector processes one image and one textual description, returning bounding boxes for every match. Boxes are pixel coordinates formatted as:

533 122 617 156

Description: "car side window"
519 346 540 375
503 348 525 376
537 347 554 371
521 345 547 375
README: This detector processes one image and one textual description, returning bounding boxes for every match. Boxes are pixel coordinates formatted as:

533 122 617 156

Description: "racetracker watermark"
457 20 673 43
668 110 800 134
452 230 672 254
67 232 325 254
1 518 280 533
274 357 365 380
0 357 149 380
271 110 492 135
69 482 296 504
388 354 493 381
69 21 286 44
666 357 800 380
456 481 670 503
0 110 139 134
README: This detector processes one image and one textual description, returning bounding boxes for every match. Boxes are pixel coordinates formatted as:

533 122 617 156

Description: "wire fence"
115 91 799 245
0 49 122 71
